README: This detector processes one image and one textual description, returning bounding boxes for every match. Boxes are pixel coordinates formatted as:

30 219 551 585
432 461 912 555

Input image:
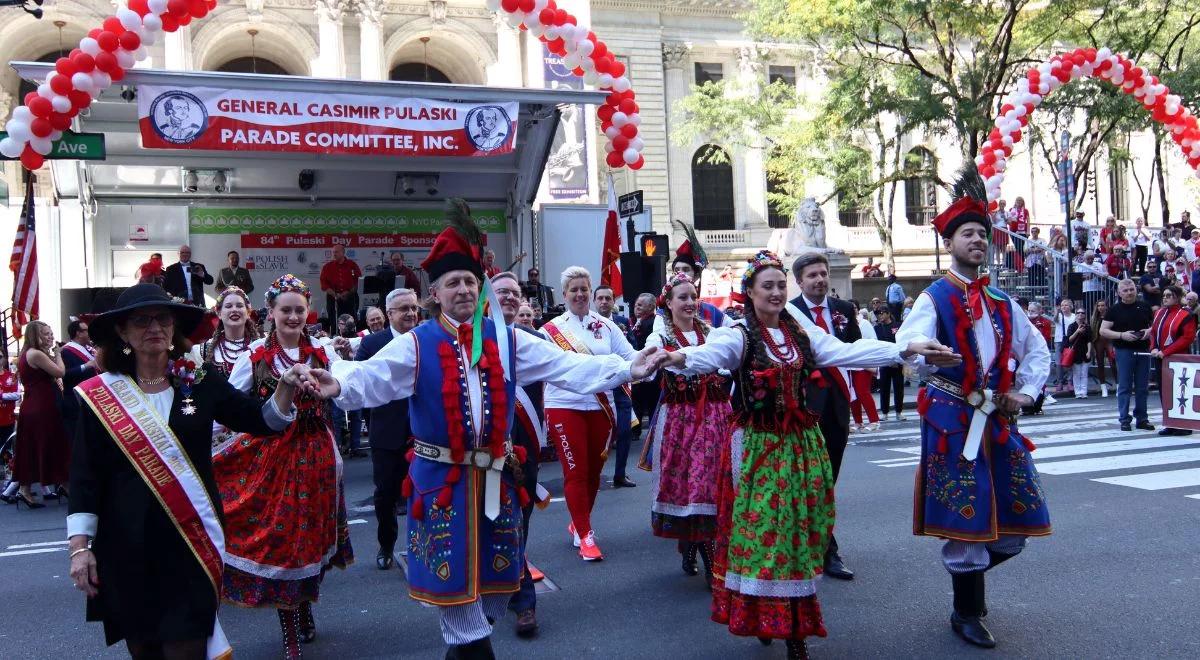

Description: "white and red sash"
63 341 96 363
540 320 631 427
76 373 232 660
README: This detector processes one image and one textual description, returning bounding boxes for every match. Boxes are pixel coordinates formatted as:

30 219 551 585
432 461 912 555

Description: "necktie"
965 275 991 321
811 305 830 333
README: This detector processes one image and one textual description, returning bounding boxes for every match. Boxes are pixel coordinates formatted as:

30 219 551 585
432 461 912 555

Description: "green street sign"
0 131 106 161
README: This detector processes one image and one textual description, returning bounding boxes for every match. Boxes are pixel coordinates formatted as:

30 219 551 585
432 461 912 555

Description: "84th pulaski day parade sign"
137 85 519 157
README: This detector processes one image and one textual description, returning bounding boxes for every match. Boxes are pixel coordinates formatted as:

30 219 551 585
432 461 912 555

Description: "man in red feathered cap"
896 166 1052 650
302 199 667 659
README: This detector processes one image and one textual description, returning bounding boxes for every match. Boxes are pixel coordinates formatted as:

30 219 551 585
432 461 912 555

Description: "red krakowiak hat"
933 164 992 240
421 198 484 283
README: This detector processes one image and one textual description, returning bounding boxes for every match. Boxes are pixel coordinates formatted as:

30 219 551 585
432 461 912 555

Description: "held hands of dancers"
631 345 670 381
901 340 962 367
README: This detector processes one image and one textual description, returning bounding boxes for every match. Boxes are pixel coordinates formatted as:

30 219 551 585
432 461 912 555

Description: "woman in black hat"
66 283 304 659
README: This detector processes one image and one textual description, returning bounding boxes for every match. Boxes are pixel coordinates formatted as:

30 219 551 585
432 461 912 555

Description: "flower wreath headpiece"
215 285 251 310
265 274 310 306
657 272 697 309
731 250 786 304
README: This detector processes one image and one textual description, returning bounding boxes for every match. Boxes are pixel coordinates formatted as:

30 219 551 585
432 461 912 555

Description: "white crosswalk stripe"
865 401 1200 502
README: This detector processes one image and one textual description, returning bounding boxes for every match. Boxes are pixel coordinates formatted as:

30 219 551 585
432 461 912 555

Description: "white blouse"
228 337 341 394
539 311 639 411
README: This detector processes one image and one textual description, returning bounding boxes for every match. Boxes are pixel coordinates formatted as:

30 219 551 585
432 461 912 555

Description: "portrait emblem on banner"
149 91 208 145
464 105 512 152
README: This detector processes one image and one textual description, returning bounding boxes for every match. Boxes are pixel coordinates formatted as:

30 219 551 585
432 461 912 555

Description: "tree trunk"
1154 132 1169 227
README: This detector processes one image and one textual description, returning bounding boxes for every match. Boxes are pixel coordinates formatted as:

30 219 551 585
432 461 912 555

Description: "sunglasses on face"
128 312 175 329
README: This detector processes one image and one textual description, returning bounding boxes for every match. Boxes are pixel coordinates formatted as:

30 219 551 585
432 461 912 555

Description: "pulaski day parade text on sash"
77 373 233 660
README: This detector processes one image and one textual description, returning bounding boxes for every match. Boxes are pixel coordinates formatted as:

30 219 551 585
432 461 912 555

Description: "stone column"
736 46 769 230
163 25 193 70
488 13 523 87
357 0 385 80
663 42 693 227
0 90 13 122
314 0 348 78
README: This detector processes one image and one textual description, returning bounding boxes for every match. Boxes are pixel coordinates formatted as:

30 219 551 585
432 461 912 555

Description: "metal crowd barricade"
987 224 1121 318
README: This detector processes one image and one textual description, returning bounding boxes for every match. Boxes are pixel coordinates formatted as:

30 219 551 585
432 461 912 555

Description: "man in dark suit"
163 245 214 306
215 250 254 296
493 271 545 637
789 252 858 581
356 287 419 571
60 319 97 440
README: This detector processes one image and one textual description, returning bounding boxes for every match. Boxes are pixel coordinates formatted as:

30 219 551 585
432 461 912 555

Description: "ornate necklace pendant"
181 397 197 416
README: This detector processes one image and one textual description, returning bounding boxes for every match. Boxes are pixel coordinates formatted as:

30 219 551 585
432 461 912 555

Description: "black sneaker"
1135 421 1155 431
1120 423 1133 432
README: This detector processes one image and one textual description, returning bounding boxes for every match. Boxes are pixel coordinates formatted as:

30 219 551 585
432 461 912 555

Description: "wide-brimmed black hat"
89 283 207 345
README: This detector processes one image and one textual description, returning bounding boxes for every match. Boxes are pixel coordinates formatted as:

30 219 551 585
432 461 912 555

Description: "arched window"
390 63 453 83
692 145 735 230
903 147 938 225
215 57 291 75
834 146 873 227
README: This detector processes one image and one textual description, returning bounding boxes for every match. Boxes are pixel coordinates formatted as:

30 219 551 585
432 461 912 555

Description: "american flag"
10 176 38 335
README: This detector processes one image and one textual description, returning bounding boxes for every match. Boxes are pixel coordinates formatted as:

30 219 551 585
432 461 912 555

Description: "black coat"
59 347 96 428
69 370 276 646
355 329 411 451
790 295 860 414
163 262 214 303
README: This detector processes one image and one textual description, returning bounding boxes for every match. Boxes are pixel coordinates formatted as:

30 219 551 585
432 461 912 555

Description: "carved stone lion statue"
781 197 842 254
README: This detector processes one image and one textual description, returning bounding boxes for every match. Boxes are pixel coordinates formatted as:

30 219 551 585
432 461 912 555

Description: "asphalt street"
3 395 1199 659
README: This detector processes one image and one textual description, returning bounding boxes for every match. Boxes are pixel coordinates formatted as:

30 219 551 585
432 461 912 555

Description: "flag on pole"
10 176 39 338
601 174 624 297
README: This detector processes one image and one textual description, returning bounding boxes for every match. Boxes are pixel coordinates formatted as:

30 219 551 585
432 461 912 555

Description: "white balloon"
534 0 548 11
1013 105 1026 117
13 106 32 123
563 53 581 70
80 38 101 57
623 148 638 165
1038 82 1050 95
1001 135 1014 147
134 46 148 61
506 11 524 28
1110 75 1123 86
1097 47 1112 60
994 160 1007 173
527 23 544 39
583 70 599 85
30 136 53 156
118 8 142 31
49 130 63 141
142 14 163 34
544 26 559 40
116 49 136 69
603 141 614 153
604 125 619 140
614 76 631 93
629 113 641 126
148 0 168 15
611 111 628 127
631 137 644 151
6 120 32 142
577 39 594 57
1194 169 1200 180
597 73 613 88
51 95 71 113
92 70 112 90
0 137 23 158
975 154 986 167
72 72 95 92
484 0 500 10
38 83 55 99
559 25 576 43
524 12 541 29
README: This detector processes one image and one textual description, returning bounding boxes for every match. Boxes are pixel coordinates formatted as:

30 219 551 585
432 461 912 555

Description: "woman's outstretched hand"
630 346 673 380
300 368 342 399
903 340 962 367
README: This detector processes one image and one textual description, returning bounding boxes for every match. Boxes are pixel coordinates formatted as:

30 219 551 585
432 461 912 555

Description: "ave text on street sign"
618 190 643 218
0 131 106 161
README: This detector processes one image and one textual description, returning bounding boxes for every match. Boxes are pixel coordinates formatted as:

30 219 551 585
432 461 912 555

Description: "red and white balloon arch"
1 0 647 171
978 46 1200 210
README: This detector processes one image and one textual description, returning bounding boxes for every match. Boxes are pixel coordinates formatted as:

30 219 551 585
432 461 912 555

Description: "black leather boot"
453 636 496 660
786 639 810 659
277 608 303 660
986 549 1016 571
950 572 996 648
680 541 699 576
697 541 714 589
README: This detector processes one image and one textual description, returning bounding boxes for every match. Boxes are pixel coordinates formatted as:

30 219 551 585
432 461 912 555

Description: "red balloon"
610 60 626 78
599 120 612 133
167 0 188 17
1011 128 1023 143
110 67 126 82
554 9 568 24
619 98 636 115
593 41 608 59
189 0 209 19
28 96 53 118
178 13 192 26
89 28 103 40
97 31 120 52
597 105 614 122
95 51 119 74
564 14 577 25
547 38 566 55
605 150 624 168
21 148 44 171
23 91 39 107
981 150 996 165
68 90 92 109
620 124 638 139
207 0 217 9
129 0 150 16
518 0 536 12
606 91 621 106
103 17 124 34
49 75 72 95
629 155 644 171
72 52 96 73
539 8 555 24
49 112 72 131
593 56 611 75
120 31 142 51
161 14 179 32
55 57 76 77
612 135 629 151
572 67 585 76
30 117 52 138
500 0 519 12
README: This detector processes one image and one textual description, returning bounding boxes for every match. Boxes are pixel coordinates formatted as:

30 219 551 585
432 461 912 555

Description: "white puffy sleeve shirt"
895 278 1049 399
330 316 635 431
540 312 639 411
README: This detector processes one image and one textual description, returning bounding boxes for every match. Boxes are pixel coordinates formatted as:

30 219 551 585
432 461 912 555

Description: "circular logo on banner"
149 91 208 145
464 106 511 152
